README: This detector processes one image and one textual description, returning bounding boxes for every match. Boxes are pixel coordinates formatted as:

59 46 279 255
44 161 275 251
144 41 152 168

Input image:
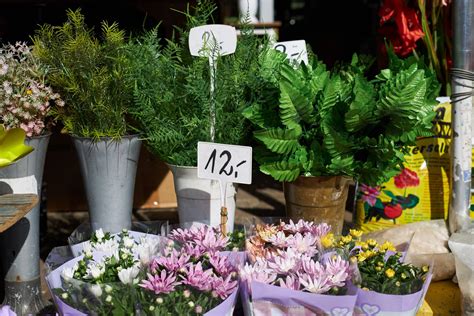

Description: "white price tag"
189 24 237 57
197 142 252 184
273 40 308 65
0 175 38 195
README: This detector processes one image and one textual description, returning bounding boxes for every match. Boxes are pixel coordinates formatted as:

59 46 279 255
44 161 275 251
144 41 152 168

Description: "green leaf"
0 127 34 168
260 161 301 182
254 127 302 155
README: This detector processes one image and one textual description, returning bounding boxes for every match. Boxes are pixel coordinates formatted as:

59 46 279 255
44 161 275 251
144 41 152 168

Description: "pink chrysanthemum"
181 262 214 292
140 270 179 295
211 275 238 299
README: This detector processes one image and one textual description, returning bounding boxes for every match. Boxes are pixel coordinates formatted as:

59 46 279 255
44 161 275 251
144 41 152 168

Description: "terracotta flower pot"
283 175 351 234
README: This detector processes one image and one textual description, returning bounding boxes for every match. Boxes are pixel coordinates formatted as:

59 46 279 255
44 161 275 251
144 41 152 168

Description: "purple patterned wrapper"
354 268 433 316
241 280 357 316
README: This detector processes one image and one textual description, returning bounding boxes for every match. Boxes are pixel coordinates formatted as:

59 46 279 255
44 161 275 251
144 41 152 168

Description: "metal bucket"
284 175 351 234
73 135 141 233
0 133 50 315
169 165 237 232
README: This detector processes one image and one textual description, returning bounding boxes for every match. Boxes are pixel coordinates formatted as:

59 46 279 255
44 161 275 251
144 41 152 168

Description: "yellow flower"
375 266 382 272
366 239 378 247
396 281 401 287
401 273 407 279
356 241 369 250
422 265 429 273
350 229 363 238
340 235 353 244
364 250 375 259
26 89 32 95
385 268 395 278
362 287 370 291
357 253 367 262
380 241 396 252
321 233 335 248
377 261 384 267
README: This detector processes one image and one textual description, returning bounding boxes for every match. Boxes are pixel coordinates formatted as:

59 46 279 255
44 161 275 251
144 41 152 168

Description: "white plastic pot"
169 165 236 232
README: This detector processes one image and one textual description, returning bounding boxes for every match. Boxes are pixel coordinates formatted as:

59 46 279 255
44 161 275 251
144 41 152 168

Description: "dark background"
0 0 380 67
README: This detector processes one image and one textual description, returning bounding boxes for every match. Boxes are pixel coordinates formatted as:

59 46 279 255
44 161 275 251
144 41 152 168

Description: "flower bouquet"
47 224 240 315
0 42 62 137
241 219 357 315
68 221 168 257
338 234 432 316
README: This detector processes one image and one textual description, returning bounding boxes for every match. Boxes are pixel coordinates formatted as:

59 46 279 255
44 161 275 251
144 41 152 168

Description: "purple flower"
298 272 332 294
309 223 332 238
211 275 238 299
209 254 235 276
278 274 300 290
239 259 277 295
325 255 350 288
194 227 229 252
140 270 179 295
286 233 318 256
150 250 190 273
181 262 214 292
283 219 308 233
301 256 325 277
267 231 290 248
267 248 301 274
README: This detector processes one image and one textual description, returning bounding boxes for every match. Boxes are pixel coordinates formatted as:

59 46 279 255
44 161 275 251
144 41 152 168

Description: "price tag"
189 24 237 57
273 40 308 65
197 142 252 184
0 175 38 195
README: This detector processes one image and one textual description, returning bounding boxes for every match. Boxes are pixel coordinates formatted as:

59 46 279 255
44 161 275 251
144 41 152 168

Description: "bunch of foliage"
244 49 439 186
125 0 266 166
0 42 63 136
32 9 133 139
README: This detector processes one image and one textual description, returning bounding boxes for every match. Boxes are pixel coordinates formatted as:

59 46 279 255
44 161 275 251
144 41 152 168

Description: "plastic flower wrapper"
68 221 168 257
241 219 357 315
137 223 241 315
245 218 332 263
344 236 433 316
0 305 16 316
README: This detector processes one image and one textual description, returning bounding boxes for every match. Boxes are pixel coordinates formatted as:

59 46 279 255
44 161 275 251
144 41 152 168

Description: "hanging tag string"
451 68 474 103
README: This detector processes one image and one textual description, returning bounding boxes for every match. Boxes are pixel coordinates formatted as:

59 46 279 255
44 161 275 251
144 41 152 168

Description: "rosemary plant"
32 9 134 139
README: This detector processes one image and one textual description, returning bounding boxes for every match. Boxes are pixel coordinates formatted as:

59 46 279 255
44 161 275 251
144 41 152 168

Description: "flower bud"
188 301 195 308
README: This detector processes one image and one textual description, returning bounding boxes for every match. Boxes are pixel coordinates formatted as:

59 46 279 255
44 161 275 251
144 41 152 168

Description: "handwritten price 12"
197 142 252 184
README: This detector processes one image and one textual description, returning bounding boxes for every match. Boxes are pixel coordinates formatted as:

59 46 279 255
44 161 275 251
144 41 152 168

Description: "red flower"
384 203 403 219
378 0 424 56
394 168 420 189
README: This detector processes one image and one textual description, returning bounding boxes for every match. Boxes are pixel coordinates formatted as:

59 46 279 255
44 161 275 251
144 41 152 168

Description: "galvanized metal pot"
0 133 50 315
73 135 141 233
284 175 351 234
168 165 237 232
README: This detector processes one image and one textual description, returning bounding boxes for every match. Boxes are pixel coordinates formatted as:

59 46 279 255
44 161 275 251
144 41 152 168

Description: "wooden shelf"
0 194 38 233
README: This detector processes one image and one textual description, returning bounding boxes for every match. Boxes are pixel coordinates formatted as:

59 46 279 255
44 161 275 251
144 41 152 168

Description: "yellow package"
356 101 473 232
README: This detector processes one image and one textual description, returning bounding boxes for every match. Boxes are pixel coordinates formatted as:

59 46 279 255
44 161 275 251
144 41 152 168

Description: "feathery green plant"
32 9 133 139
244 50 440 186
125 0 267 166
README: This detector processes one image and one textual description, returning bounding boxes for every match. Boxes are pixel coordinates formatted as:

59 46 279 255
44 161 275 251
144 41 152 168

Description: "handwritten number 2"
219 150 233 176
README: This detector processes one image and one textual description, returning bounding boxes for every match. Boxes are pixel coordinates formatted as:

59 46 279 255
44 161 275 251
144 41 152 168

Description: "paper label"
0 175 38 195
273 40 308 64
189 24 237 57
197 142 252 184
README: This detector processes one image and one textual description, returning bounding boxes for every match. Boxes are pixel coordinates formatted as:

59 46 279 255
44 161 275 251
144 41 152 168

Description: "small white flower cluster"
0 42 63 136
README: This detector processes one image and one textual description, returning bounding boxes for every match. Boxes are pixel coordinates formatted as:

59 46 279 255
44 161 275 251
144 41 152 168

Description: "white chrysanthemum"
117 265 140 285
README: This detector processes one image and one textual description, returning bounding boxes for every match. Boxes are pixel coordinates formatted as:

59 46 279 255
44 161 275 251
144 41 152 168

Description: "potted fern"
125 1 263 231
244 50 439 233
32 9 141 233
